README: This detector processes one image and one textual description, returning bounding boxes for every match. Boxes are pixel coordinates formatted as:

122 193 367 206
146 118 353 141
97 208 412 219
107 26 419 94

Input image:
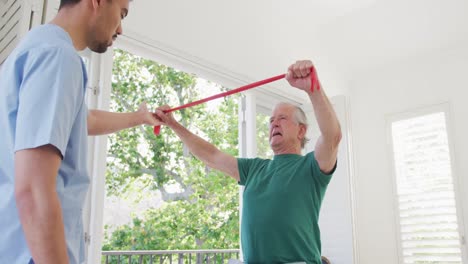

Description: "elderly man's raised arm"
286 60 342 174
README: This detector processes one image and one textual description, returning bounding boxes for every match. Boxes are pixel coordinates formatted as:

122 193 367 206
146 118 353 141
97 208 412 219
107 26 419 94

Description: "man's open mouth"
272 132 282 137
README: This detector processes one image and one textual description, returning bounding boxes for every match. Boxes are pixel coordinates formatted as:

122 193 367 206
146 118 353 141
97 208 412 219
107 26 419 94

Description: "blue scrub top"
0 24 90 264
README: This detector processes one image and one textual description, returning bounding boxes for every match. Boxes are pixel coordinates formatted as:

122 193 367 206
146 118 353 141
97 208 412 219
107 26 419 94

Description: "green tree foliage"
102 49 240 253
256 113 273 159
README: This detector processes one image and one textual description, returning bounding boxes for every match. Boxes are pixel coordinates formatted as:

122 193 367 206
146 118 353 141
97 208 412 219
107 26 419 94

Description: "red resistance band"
154 67 319 135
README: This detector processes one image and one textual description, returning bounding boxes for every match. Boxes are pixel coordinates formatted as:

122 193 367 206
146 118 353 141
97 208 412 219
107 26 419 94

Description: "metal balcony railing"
102 249 240 264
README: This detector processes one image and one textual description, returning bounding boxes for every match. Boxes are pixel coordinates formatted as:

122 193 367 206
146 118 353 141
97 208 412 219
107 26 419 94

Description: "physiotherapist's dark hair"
59 0 81 9
59 0 117 9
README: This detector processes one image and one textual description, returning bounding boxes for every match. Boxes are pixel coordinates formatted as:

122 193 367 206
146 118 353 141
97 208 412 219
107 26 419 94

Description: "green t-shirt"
237 152 335 264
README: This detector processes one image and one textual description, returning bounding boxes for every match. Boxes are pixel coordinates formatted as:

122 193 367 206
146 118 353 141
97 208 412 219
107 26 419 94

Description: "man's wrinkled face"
269 104 301 149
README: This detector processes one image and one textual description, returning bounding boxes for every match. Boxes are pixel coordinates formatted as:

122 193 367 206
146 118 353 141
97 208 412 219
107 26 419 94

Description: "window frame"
386 102 467 263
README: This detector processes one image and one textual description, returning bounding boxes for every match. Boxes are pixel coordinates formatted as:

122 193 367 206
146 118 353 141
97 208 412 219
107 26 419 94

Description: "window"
390 109 463 263
256 111 273 159
101 48 240 258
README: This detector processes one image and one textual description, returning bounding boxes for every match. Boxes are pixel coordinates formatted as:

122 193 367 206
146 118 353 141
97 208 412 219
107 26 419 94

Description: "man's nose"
116 23 123 36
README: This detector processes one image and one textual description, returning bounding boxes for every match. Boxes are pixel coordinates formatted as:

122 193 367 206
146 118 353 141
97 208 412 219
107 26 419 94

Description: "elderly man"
156 60 342 264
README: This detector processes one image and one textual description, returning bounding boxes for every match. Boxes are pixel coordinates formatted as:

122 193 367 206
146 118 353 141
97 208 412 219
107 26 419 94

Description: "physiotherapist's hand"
154 105 178 128
138 102 162 126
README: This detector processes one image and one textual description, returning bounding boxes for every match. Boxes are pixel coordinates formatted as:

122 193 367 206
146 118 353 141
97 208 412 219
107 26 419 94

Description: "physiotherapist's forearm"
16 190 69 263
87 109 144 136
15 146 69 263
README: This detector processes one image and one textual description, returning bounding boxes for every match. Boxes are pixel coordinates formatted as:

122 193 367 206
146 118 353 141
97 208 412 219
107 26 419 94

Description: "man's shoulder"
15 24 76 60
237 157 271 175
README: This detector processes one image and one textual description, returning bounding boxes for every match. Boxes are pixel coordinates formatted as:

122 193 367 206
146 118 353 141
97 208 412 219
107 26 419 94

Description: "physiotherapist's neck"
50 6 88 51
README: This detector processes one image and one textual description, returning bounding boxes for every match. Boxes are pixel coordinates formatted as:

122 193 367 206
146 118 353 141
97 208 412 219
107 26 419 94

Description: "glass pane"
101 48 240 256
256 112 273 159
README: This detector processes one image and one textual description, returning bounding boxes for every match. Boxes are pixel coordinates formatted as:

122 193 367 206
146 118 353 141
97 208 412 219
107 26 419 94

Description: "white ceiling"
120 0 468 98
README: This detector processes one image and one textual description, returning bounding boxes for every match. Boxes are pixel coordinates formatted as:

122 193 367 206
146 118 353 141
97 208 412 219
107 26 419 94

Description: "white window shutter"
390 111 464 263
0 0 47 65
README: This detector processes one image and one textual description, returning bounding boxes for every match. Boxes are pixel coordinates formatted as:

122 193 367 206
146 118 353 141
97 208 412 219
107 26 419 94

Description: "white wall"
349 45 468 263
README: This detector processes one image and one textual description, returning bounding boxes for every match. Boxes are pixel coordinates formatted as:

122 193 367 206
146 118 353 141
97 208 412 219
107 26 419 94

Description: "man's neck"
50 7 88 51
272 145 302 156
